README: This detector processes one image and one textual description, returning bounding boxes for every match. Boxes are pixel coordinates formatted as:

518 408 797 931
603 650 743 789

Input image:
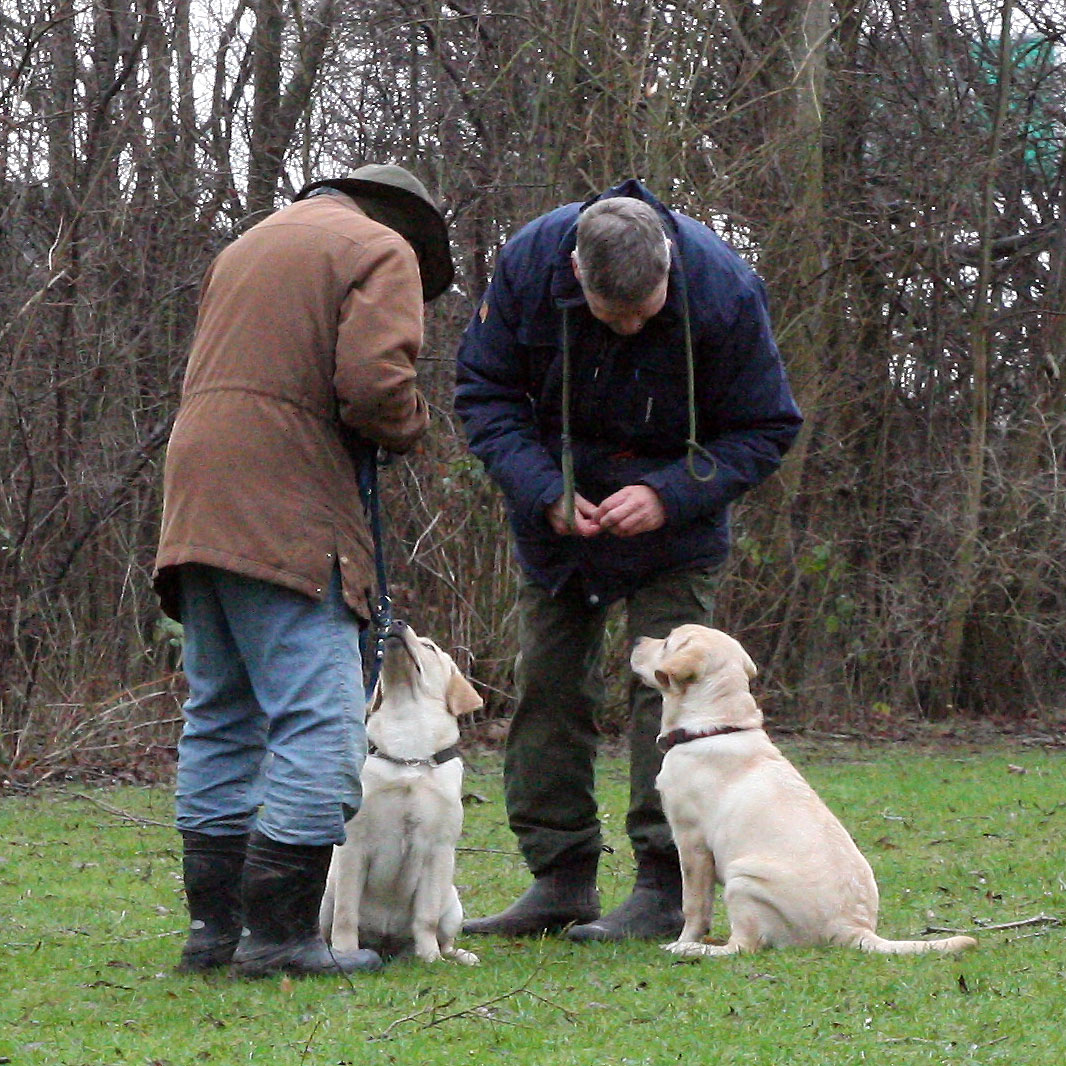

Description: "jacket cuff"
638 466 723 527
531 476 565 525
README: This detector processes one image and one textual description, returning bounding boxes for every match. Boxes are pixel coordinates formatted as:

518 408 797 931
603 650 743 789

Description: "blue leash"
357 450 393 699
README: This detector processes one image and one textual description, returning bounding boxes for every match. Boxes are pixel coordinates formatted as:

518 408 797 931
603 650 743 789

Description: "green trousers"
505 567 719 876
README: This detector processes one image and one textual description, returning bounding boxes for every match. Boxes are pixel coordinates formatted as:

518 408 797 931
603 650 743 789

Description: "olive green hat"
296 164 454 301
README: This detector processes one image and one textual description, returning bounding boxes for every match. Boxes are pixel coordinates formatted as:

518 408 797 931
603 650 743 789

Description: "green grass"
2 741 1064 1065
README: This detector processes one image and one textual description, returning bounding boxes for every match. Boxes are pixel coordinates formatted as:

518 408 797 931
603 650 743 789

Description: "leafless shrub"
2 0 1064 782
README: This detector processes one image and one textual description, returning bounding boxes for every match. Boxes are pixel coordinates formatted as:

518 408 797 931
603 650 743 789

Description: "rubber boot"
231 830 382 977
176 830 247 972
567 851 683 942
462 857 600 937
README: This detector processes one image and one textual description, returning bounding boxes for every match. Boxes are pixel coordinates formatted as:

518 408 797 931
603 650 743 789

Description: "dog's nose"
387 619 408 637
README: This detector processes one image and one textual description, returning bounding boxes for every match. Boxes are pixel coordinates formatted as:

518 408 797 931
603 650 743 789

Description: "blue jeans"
175 564 365 846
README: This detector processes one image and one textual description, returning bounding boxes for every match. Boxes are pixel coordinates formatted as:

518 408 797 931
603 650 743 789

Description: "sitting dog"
320 620 483 964
632 624 977 959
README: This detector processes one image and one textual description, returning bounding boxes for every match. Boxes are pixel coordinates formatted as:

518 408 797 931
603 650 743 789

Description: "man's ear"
571 250 583 284
653 644 703 694
446 668 484 718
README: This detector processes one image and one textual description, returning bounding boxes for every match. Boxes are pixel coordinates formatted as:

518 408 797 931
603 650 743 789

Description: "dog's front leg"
663 835 715 957
328 853 367 954
411 851 454 963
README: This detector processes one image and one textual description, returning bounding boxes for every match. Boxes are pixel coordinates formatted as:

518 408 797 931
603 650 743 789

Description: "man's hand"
592 485 665 537
546 492 602 537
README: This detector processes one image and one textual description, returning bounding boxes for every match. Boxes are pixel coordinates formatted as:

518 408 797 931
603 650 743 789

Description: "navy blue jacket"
455 181 802 605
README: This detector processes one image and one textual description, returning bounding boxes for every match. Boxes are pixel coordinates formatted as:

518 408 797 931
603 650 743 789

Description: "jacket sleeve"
638 280 802 526
333 234 429 454
454 255 566 523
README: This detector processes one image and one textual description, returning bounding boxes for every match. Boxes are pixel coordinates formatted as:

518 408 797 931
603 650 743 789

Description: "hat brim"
297 178 454 302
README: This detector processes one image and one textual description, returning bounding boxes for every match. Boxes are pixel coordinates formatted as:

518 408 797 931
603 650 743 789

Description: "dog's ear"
654 644 704 694
446 668 484 718
741 648 758 679
368 679 385 717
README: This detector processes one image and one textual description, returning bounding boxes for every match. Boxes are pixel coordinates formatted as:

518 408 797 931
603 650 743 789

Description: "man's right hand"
546 493 602 537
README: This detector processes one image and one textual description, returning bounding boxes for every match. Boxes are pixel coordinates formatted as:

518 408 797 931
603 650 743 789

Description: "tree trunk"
931 0 1014 714
247 0 285 219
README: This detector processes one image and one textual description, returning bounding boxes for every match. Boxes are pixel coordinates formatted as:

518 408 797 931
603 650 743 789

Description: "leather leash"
357 449 393 699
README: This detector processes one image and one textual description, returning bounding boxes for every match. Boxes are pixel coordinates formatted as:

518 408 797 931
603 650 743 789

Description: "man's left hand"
591 485 666 537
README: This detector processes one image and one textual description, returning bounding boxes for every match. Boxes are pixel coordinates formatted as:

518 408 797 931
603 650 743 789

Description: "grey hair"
574 198 671 304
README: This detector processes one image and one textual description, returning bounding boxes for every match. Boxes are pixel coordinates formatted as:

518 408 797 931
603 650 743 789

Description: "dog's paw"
662 940 709 961
450 948 480 966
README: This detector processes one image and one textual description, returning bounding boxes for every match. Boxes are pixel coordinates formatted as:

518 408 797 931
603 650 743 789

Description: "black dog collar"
656 725 750 754
368 744 461 768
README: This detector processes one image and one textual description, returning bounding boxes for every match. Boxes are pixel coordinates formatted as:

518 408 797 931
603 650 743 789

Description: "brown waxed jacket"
153 193 428 622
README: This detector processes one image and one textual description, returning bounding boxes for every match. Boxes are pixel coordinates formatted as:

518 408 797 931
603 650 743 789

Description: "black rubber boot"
231 830 382 978
462 857 600 937
177 830 248 972
567 851 683 942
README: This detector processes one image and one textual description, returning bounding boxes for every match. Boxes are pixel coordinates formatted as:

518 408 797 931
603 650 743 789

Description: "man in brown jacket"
154 164 453 978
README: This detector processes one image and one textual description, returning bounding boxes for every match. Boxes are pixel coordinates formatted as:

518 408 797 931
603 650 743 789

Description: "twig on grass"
924 913 1061 936
68 792 171 829
370 960 573 1041
371 997 460 1040
974 1037 1012 1050
974 913 1061 931
300 1018 322 1066
877 1036 946 1045
425 985 577 1030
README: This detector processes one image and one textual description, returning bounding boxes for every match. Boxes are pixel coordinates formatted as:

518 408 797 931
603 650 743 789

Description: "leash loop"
677 261 717 484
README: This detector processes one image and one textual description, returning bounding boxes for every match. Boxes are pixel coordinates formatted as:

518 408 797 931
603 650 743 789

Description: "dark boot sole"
462 910 599 937
232 936 383 977
566 916 683 942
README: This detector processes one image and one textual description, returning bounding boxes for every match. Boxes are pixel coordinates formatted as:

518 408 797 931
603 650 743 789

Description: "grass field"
2 740 1063 1065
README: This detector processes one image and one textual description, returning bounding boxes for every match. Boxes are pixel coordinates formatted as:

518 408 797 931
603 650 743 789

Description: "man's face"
571 253 668 336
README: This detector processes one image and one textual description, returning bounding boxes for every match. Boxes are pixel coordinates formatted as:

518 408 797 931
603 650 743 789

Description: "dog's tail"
853 931 977 955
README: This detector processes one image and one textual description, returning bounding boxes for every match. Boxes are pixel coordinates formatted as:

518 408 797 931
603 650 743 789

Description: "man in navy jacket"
454 181 802 941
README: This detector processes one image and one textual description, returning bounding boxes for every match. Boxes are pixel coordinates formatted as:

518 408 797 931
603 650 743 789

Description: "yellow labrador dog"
632 624 977 960
320 620 483 964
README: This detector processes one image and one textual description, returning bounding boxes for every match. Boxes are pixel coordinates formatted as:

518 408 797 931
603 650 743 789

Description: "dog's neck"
657 683 764 754
367 699 460 765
